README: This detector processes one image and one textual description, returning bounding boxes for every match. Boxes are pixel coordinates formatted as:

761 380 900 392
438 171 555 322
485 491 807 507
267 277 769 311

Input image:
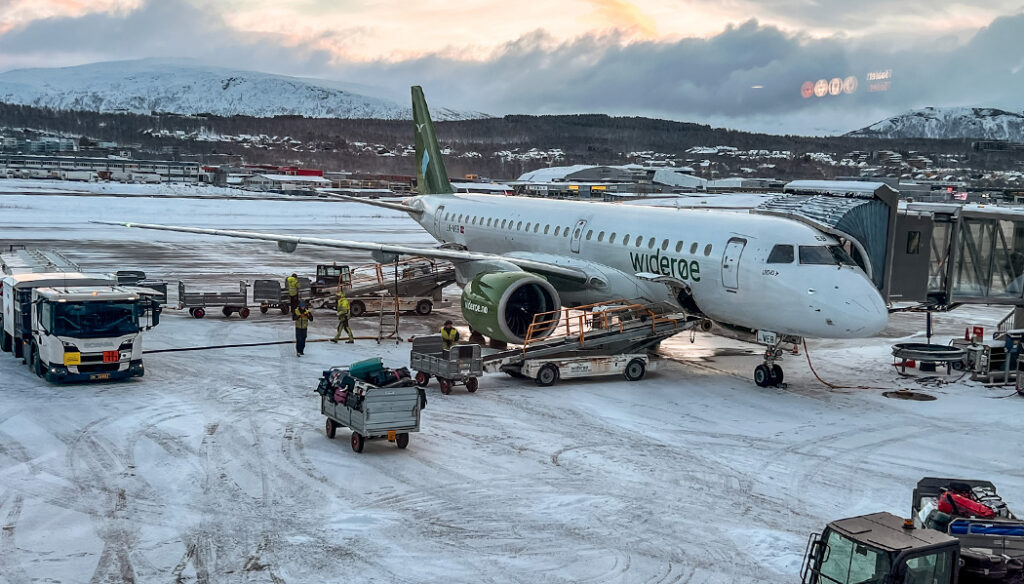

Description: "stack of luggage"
314 358 415 412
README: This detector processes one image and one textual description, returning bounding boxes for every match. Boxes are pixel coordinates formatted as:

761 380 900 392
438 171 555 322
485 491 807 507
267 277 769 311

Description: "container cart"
177 280 249 319
410 335 483 394
315 365 421 453
254 277 311 314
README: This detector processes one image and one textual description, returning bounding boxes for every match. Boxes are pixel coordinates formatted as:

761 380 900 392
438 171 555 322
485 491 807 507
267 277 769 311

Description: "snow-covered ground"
1 192 1022 583
0 178 258 198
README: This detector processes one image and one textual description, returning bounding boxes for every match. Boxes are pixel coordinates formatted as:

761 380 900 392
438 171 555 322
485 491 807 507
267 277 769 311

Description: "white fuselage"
407 193 889 339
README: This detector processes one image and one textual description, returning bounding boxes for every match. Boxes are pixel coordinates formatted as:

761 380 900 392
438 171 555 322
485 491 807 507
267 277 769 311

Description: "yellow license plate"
388 430 396 441
91 373 111 380
63 352 81 366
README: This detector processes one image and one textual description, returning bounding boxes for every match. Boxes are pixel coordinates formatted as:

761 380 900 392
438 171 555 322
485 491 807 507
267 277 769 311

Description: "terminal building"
512 164 707 198
0 154 200 183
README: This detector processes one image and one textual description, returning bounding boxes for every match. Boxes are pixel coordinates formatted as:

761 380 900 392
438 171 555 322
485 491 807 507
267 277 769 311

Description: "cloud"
0 0 1021 134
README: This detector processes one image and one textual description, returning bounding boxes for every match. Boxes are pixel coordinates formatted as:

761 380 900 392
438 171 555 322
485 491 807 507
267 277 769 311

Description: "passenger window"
635 237 643 248
907 231 921 254
767 244 794 263
564 227 570 238
534 224 539 233
704 244 712 256
597 231 605 242
517 221 523 230
544 224 550 234
525 222 531 231
676 241 684 252
648 237 656 249
690 243 698 254
609 233 616 244
574 228 582 238
501 219 507 228
472 216 477 225
661 239 669 251
487 218 492 226
623 234 630 245
554 226 560 236
586 230 593 240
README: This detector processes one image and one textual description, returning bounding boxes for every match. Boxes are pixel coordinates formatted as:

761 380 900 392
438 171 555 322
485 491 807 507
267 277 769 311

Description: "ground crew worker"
330 292 354 344
286 273 300 319
294 301 313 356
440 320 460 351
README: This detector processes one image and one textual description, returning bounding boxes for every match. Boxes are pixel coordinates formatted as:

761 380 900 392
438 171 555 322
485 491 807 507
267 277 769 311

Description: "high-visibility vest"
337 296 350 317
286 276 299 296
294 308 312 329
440 326 459 346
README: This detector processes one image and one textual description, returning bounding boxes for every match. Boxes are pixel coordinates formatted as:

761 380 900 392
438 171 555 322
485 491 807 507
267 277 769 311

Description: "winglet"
412 86 454 195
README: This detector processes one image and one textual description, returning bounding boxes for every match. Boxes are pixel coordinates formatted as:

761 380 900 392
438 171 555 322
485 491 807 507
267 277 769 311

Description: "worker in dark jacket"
330 292 354 344
440 320 460 351
294 301 313 356
286 273 300 319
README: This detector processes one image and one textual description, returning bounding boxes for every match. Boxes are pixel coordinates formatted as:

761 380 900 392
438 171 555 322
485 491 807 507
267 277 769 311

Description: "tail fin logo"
420 151 431 176
416 123 426 133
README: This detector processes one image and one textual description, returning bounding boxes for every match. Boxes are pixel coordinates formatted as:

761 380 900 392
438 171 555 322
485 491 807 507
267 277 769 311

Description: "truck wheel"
260 305 269 314
30 344 43 377
415 299 433 315
415 371 430 387
465 377 479 393
536 364 558 387
624 359 646 381
188 308 196 317
222 306 232 317
438 378 452 394
350 432 364 453
396 433 409 449
239 307 250 319
0 331 11 352
350 301 365 318
325 418 337 439
193 308 206 319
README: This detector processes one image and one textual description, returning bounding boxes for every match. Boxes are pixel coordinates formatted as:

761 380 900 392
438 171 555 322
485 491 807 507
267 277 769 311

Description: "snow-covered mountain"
0 59 484 120
847 106 1024 141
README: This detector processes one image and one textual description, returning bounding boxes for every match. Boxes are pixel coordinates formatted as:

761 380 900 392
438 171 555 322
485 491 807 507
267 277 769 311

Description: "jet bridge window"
767 244 794 264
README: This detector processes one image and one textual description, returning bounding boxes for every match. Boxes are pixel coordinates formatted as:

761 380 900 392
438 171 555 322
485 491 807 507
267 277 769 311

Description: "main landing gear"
753 332 799 388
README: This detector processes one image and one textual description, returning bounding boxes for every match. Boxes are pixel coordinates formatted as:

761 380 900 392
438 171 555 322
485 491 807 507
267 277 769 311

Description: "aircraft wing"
94 221 588 282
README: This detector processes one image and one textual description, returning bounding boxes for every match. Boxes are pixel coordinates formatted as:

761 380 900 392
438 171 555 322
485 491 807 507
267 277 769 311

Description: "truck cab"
28 286 160 382
802 512 960 584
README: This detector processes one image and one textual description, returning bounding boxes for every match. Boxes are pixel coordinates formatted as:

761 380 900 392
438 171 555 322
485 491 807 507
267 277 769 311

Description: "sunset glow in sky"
1 0 1023 134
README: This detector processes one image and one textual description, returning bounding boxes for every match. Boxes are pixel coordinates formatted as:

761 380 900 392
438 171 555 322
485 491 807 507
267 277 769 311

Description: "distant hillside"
0 59 483 121
848 106 1024 141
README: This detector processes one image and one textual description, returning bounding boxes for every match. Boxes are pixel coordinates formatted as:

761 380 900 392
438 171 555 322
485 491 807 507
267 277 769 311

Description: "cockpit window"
799 245 858 266
767 244 794 264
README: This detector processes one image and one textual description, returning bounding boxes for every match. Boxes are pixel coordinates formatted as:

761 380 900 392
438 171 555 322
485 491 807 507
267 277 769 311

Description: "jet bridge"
755 182 1024 313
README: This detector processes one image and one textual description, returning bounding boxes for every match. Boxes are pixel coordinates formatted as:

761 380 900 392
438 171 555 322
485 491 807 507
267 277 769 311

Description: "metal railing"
522 300 682 353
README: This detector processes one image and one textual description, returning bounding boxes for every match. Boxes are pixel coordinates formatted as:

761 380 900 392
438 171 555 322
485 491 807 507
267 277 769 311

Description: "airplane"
101 86 889 387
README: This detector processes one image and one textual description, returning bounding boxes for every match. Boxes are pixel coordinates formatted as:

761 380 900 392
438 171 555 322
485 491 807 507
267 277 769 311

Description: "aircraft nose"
834 291 888 337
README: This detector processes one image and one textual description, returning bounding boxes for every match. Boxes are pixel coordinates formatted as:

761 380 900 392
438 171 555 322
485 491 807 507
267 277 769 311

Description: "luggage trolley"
315 360 422 453
177 280 249 319
410 335 483 394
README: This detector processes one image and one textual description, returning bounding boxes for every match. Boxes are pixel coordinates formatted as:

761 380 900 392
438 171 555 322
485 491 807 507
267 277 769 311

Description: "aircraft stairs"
482 300 701 375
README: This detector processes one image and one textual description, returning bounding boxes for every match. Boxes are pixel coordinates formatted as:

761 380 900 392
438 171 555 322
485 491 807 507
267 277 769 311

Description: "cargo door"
570 219 587 254
722 238 746 291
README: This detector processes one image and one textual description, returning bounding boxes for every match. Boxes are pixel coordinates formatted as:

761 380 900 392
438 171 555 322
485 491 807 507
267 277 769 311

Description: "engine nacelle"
460 271 561 344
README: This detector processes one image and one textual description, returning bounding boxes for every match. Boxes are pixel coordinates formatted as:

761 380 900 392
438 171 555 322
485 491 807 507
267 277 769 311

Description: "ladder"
377 295 400 344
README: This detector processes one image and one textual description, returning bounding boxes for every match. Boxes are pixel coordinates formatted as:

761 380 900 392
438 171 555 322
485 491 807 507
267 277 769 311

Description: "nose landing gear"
753 331 799 388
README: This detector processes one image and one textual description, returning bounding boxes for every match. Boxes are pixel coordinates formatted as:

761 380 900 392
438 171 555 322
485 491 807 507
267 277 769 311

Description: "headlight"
62 342 79 352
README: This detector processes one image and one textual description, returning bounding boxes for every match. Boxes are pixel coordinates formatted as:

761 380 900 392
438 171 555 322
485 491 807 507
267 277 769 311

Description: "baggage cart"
254 277 311 314
316 366 422 453
177 280 249 319
410 335 483 394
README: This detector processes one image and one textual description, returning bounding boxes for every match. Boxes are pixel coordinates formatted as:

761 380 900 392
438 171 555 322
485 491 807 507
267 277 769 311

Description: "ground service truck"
1 273 161 382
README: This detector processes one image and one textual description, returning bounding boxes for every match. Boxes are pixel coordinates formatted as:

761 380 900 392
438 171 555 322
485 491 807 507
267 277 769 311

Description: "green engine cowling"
460 271 561 344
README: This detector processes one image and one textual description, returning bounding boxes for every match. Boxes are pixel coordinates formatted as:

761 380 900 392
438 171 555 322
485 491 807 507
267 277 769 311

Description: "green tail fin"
412 86 454 195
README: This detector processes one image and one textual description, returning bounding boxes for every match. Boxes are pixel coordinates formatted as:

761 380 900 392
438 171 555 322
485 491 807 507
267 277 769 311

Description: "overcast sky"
1 0 1023 134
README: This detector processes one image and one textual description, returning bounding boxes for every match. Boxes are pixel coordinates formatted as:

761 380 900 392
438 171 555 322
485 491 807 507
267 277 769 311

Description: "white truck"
1 273 161 382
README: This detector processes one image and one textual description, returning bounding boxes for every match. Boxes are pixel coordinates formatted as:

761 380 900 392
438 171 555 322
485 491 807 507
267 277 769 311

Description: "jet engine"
460 271 561 344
